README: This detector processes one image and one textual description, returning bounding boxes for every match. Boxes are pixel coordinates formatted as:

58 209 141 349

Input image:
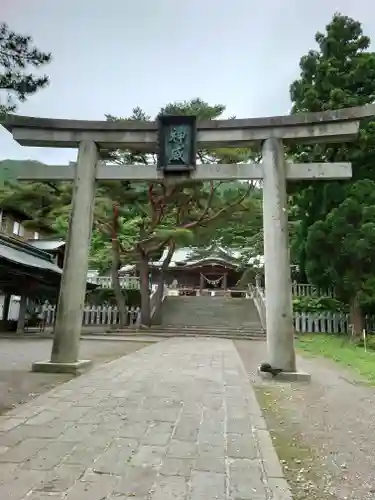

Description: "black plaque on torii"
157 115 197 174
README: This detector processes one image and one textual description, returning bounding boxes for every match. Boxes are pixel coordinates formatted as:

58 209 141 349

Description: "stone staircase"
144 295 265 340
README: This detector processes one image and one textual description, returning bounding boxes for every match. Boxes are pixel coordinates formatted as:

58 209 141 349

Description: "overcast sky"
1 0 374 163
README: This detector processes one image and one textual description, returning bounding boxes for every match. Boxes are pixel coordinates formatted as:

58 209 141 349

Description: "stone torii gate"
2 105 374 376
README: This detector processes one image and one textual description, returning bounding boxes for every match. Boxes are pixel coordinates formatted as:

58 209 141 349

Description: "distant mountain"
0 159 47 182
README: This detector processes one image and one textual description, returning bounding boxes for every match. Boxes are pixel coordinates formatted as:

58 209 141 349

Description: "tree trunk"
111 239 127 328
139 250 151 327
349 294 363 338
153 242 175 324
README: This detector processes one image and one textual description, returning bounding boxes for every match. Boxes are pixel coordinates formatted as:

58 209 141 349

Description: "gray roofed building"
28 239 65 251
0 239 62 274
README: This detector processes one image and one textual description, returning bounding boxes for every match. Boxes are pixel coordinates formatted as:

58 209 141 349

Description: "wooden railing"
150 284 168 318
292 283 334 297
248 284 267 329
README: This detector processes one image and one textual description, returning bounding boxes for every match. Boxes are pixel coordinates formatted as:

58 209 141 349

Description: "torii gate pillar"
262 138 295 372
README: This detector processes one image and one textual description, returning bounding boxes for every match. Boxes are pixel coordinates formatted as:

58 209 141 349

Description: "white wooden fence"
251 283 375 334
294 311 375 334
294 311 344 333
41 285 166 328
42 304 140 327
86 276 140 289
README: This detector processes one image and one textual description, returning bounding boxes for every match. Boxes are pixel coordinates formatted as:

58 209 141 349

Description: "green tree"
0 163 71 235
306 180 375 335
288 13 375 282
0 23 51 114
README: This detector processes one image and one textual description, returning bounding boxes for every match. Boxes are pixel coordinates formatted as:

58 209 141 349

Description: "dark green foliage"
85 287 143 307
305 180 375 306
292 296 345 313
0 22 51 114
289 13 375 304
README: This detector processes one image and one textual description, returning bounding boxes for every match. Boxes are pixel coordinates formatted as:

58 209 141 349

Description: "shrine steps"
113 324 265 341
161 295 262 330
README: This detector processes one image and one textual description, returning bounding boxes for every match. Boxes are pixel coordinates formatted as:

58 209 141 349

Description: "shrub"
85 287 143 307
293 296 345 313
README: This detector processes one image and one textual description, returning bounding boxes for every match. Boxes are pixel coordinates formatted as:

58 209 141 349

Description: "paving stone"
0 438 50 463
64 474 118 499
160 457 194 477
0 422 67 448
92 437 138 475
57 406 91 422
198 442 224 457
6 405 44 420
32 463 86 492
0 462 18 483
149 408 181 422
200 417 224 434
143 422 174 445
0 469 45 499
227 417 252 434
229 458 266 499
63 440 109 466
1 415 27 431
151 474 187 499
198 432 225 447
202 394 224 410
190 471 226 500
19 492 65 499
22 440 75 470
194 454 225 473
114 465 158 497
167 440 197 459
118 421 149 439
80 409 118 425
227 433 257 459
130 445 166 467
173 420 200 442
142 396 182 410
25 410 60 426
58 423 99 442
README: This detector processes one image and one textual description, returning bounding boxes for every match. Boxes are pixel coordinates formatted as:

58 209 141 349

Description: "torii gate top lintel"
2 104 375 150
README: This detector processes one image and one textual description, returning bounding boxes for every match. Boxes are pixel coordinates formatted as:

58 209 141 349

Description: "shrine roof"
27 239 65 251
149 246 264 269
0 234 62 274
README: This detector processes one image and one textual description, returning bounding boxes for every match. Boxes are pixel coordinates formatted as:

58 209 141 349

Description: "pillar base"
32 359 92 375
257 367 311 382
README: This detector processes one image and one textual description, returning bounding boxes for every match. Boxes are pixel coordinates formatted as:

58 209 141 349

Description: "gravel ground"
0 338 151 415
235 339 375 500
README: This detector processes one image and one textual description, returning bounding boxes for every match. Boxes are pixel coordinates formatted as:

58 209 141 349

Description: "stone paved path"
0 338 290 499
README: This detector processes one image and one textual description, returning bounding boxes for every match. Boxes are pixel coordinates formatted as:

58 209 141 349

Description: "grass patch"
297 333 375 384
